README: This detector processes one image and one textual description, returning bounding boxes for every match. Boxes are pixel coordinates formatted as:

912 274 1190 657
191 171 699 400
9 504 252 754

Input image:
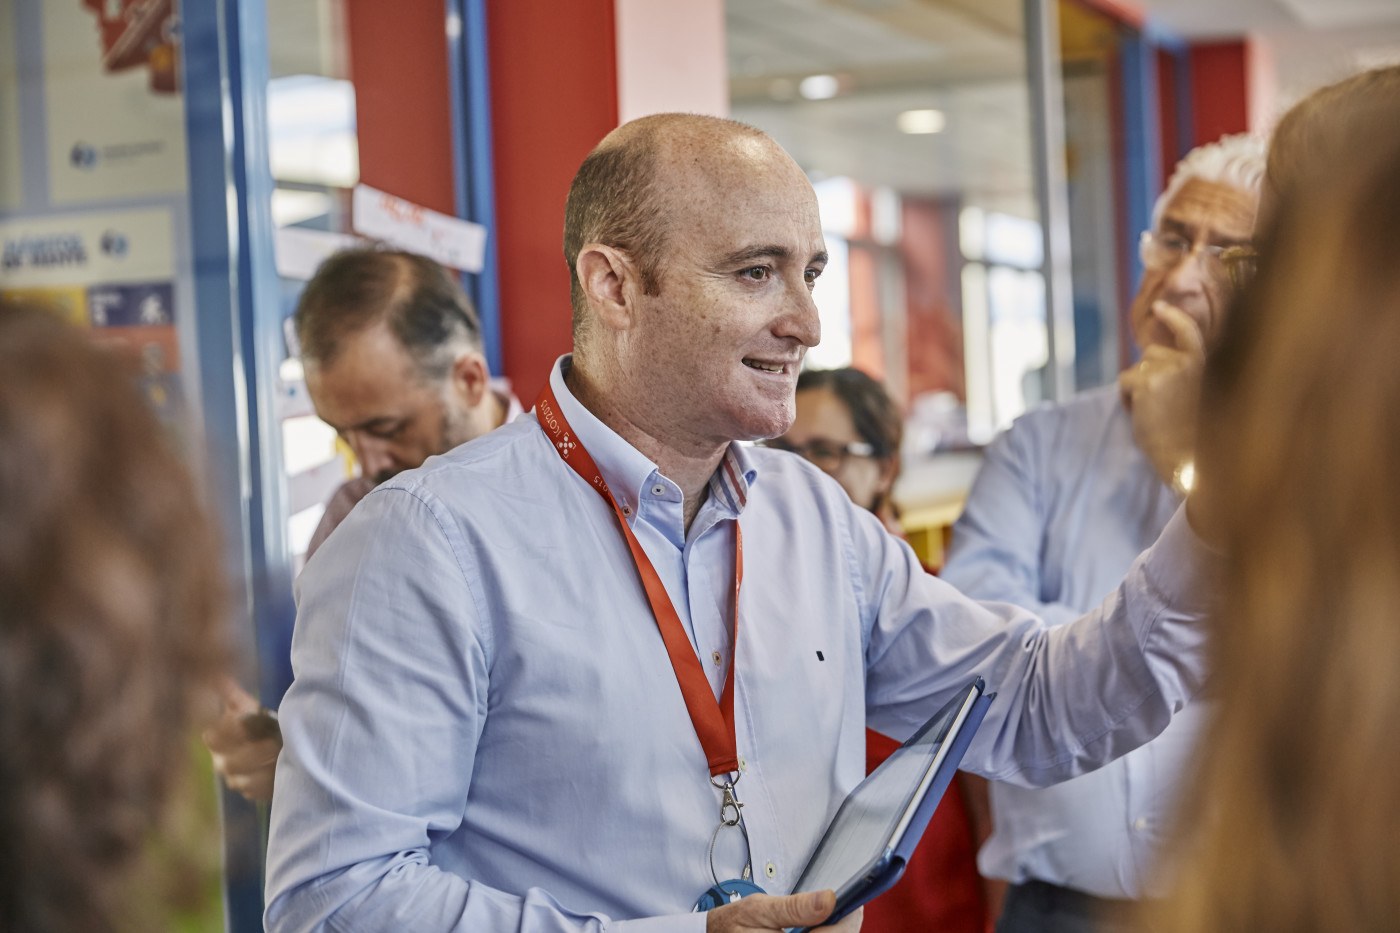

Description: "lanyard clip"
708 777 754 888
719 781 744 827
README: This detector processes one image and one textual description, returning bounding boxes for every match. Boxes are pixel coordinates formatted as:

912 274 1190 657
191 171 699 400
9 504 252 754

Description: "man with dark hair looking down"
298 248 522 557
204 248 520 803
265 114 1217 933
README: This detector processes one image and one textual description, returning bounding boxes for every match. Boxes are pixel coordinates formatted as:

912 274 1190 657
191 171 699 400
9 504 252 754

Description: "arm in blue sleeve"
264 487 703 933
857 492 1215 788
940 419 1083 628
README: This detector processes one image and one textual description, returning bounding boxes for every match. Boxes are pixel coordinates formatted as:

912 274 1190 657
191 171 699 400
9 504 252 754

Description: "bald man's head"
562 114 776 342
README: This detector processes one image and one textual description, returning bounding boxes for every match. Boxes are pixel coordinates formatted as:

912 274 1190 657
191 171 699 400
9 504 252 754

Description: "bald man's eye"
804 267 822 288
739 266 771 282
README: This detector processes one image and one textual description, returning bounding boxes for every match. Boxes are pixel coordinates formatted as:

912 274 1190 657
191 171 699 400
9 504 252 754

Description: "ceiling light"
897 109 946 134
799 74 840 100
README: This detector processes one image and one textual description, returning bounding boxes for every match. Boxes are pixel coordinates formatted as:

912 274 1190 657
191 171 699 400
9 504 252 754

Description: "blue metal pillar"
182 0 293 927
1119 35 1162 307
448 0 503 373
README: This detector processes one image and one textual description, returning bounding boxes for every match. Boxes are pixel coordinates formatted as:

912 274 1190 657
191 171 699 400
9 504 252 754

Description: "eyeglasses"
1138 230 1240 277
762 437 876 471
1220 244 1259 293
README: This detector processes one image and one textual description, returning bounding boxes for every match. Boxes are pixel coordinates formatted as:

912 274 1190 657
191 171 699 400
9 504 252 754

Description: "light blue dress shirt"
265 359 1214 933
942 384 1202 899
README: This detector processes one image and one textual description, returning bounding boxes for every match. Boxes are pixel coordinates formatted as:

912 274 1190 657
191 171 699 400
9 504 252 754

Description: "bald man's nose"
782 281 822 348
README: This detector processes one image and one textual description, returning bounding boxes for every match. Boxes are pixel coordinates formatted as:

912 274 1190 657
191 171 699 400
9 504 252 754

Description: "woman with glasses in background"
769 368 904 535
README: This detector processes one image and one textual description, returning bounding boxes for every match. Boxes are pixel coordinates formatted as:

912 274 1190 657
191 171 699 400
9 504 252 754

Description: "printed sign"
0 207 174 287
87 280 174 326
352 184 487 273
0 207 182 419
0 0 21 210
42 0 188 204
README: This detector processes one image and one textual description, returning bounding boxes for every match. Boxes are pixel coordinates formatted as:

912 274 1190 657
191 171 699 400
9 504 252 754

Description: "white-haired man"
942 134 1265 932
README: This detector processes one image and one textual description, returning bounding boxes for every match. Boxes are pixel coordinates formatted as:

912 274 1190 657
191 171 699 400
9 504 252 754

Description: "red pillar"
488 0 620 399
344 0 456 216
1189 41 1250 146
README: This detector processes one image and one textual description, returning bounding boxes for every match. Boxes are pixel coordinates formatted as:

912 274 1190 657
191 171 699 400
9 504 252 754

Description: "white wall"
615 0 729 123
1250 21 1400 132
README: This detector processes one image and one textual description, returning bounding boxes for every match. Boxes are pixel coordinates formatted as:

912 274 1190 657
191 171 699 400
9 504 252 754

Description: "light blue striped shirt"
943 384 1201 898
265 359 1215 932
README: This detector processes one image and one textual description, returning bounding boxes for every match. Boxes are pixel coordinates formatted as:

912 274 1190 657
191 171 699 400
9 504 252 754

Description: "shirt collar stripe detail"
711 474 739 514
722 454 747 508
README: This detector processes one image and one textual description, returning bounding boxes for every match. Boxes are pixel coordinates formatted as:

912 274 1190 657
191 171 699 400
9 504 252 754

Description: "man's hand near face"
1118 300 1205 490
706 890 862 933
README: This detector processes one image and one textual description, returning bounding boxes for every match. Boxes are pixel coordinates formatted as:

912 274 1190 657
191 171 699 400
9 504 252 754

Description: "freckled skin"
1129 178 1257 352
611 132 827 451
568 119 831 529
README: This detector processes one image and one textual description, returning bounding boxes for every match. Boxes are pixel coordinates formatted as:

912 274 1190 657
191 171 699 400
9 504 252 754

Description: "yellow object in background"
0 285 89 326
901 498 965 573
334 435 358 478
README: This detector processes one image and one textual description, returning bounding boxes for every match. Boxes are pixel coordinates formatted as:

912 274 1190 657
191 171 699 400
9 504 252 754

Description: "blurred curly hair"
0 307 227 932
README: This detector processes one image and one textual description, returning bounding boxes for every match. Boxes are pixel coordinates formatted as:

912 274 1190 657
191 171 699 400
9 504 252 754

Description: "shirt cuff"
608 912 709 933
1140 504 1221 616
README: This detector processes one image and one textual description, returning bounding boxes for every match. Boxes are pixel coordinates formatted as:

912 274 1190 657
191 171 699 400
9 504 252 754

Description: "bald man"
265 115 1218 933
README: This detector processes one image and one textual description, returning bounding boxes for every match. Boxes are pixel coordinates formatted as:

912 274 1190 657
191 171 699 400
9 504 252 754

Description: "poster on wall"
0 207 183 419
41 0 187 205
0 0 22 210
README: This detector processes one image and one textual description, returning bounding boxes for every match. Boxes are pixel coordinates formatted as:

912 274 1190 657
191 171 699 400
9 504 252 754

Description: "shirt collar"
544 356 759 519
707 443 757 518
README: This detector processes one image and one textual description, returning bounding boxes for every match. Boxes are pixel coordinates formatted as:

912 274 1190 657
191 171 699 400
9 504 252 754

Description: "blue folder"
788 678 994 932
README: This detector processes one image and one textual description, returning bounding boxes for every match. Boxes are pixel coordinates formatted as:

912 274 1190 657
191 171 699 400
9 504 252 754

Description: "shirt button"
711 651 722 666
765 862 777 879
1134 817 1149 832
738 756 748 772
621 505 632 516
651 484 666 496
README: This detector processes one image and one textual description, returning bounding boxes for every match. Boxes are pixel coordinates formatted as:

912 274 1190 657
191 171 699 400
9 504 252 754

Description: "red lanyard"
536 382 741 777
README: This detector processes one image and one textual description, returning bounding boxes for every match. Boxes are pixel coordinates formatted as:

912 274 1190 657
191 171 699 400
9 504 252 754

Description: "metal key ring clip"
708 810 754 886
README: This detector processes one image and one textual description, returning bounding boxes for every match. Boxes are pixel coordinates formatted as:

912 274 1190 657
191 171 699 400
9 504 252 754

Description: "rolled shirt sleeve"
859 501 1215 788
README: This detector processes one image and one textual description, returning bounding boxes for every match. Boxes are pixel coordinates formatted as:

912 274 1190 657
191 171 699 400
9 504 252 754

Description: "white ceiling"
728 0 1039 215
1134 0 1400 37
727 0 1400 206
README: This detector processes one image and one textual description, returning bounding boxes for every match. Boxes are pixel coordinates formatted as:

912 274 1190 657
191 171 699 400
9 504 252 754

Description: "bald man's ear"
576 244 640 333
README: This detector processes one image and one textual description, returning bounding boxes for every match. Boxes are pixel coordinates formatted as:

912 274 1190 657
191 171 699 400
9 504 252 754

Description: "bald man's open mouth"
742 357 799 376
